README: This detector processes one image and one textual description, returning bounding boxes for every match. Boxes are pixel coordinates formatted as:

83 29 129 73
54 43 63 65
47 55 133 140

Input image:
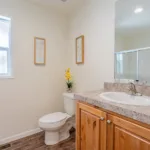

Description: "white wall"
115 31 150 51
0 0 67 140
115 33 125 52
68 0 115 92
0 0 117 142
124 31 150 50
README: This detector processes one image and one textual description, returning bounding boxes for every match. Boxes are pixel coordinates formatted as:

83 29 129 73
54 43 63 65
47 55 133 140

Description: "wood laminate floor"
37 133 75 150
0 130 75 150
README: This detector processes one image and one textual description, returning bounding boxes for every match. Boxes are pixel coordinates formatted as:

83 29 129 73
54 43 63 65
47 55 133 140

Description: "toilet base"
59 130 70 142
43 116 75 146
45 131 70 145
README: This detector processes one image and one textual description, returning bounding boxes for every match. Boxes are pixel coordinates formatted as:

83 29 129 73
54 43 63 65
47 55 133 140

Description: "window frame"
0 16 12 78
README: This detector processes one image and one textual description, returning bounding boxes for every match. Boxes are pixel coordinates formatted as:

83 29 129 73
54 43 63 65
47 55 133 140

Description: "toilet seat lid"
39 112 67 123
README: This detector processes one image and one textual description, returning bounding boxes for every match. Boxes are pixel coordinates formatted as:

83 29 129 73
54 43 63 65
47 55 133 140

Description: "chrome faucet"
128 81 147 96
128 82 137 95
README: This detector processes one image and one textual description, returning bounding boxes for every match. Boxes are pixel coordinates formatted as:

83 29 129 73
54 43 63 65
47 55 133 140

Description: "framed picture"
34 37 46 65
76 35 84 64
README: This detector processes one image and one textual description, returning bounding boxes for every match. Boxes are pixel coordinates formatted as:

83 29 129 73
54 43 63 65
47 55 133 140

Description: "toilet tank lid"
63 93 74 99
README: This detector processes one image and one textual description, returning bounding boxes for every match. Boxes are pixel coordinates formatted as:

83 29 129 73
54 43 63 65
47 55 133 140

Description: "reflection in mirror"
115 0 150 84
115 51 137 80
139 49 150 83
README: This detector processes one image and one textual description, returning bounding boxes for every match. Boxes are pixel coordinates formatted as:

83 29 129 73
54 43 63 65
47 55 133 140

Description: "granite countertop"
74 89 150 125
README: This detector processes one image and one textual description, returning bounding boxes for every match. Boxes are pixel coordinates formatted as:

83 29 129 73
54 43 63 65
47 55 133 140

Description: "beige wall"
68 0 115 92
0 0 67 140
124 31 150 50
0 0 116 141
115 33 125 52
116 31 150 51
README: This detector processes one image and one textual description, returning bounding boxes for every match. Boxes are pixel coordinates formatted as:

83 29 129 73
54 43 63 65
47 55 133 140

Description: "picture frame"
34 37 46 65
76 35 84 64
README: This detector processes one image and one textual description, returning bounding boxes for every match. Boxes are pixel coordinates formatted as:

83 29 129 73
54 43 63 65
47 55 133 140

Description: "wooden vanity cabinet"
76 102 150 150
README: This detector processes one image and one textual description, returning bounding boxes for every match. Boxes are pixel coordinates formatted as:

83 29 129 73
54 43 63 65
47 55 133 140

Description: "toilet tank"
63 93 75 116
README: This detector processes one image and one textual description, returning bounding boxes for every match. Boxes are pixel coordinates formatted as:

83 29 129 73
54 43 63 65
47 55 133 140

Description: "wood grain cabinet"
76 102 106 150
107 114 150 150
76 102 150 150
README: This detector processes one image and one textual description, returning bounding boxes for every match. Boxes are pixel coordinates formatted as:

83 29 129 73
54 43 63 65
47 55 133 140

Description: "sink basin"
100 92 150 106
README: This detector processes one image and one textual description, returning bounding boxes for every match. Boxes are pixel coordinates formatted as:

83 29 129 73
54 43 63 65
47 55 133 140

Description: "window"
0 16 11 77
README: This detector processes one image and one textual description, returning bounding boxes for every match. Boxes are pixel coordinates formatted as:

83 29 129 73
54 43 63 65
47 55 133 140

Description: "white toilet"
39 93 75 145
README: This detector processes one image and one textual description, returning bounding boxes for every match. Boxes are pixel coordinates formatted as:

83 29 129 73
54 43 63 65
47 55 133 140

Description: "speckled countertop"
74 89 150 125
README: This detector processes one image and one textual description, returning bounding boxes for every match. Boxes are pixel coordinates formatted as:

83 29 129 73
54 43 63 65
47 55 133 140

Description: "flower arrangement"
65 68 73 92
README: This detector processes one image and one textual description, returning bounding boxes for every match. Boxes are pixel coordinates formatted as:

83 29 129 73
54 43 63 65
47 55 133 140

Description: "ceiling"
116 0 150 35
28 0 85 15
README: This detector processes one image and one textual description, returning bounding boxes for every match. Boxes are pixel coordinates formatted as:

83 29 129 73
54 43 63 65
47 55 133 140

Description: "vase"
67 88 72 93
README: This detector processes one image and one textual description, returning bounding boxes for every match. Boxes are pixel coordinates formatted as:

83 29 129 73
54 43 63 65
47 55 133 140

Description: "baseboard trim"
0 128 42 146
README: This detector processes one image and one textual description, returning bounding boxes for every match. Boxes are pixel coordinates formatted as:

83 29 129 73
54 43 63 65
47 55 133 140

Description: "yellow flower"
65 68 72 81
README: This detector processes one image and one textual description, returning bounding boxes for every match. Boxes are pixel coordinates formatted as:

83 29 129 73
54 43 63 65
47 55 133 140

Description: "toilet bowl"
39 93 75 145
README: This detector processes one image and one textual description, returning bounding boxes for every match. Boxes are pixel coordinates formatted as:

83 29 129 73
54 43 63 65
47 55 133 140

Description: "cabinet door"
107 114 150 150
76 102 106 150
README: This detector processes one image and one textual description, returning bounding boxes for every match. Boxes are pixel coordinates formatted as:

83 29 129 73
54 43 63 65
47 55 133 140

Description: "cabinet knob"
107 120 112 124
100 117 105 121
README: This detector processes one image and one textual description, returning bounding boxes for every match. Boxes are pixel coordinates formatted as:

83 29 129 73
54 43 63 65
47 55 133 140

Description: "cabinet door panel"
107 114 150 150
81 110 99 150
115 127 150 150
76 102 106 150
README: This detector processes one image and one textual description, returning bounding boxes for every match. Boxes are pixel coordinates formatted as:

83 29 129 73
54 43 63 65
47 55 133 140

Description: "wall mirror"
115 0 150 84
